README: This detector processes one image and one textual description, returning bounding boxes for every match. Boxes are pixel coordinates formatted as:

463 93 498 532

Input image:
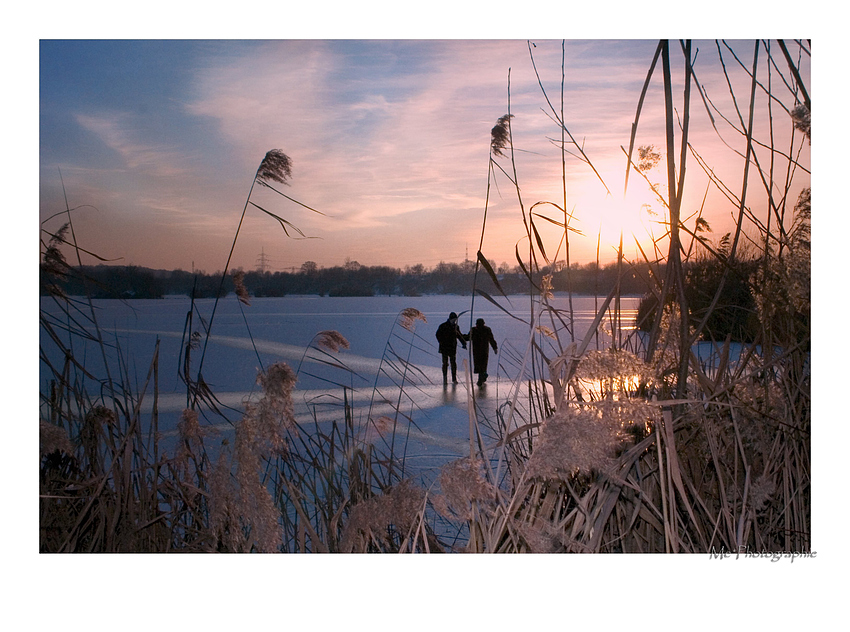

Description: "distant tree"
300 261 318 275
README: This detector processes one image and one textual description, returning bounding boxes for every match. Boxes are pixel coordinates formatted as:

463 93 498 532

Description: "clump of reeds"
338 479 428 552
424 38 811 554
525 407 626 479
431 457 498 522
39 151 417 553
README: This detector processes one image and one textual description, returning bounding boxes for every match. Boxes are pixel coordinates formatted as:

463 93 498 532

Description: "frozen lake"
40 293 640 479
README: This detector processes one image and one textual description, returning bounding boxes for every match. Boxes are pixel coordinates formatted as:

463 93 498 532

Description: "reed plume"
209 362 299 552
490 114 513 157
251 362 298 454
338 480 425 552
314 330 350 353
232 270 251 305
791 104 811 141
39 420 74 458
525 406 625 479
434 457 498 521
256 149 293 185
399 307 427 332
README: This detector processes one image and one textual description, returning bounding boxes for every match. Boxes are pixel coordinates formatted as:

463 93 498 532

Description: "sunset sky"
38 37 811 274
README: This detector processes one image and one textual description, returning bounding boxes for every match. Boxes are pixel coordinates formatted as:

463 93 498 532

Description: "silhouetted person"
436 311 467 384
470 318 498 387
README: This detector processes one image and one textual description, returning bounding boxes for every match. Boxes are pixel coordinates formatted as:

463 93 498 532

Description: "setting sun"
603 185 662 250
566 163 669 262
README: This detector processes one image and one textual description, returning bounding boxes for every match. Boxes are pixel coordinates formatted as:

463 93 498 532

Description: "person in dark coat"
469 318 498 386
436 311 467 384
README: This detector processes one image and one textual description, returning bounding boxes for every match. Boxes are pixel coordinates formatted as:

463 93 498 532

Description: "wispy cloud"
39 39 810 272
75 112 190 178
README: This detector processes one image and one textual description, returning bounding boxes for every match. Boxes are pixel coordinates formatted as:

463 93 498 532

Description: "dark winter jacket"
436 319 467 356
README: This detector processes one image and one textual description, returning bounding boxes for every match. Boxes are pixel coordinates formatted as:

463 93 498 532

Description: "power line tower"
256 248 272 273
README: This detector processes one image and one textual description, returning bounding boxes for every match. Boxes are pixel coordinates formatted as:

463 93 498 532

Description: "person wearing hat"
435 311 467 384
469 318 498 387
